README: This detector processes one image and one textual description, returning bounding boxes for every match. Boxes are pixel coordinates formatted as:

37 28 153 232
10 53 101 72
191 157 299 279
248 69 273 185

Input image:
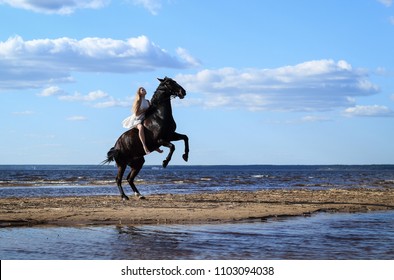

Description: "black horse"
103 77 189 200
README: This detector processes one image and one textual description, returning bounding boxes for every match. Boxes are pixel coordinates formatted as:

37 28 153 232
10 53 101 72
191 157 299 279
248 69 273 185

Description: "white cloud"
0 35 198 90
176 48 201 67
59 90 108 102
343 105 394 117
377 0 394 24
301 115 331 122
92 96 133 108
59 90 132 108
37 86 65 97
66 116 88 121
132 0 162 15
12 110 35 115
175 60 379 112
0 0 166 15
39 86 133 108
377 0 392 7
0 0 110 14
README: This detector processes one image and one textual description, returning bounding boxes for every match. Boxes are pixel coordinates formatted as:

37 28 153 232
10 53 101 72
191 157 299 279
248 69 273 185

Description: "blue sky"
1 0 393 165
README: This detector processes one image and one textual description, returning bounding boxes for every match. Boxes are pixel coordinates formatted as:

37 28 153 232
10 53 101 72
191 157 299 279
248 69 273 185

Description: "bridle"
151 82 183 106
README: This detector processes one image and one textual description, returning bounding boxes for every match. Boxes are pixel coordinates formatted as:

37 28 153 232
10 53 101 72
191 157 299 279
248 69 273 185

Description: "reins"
150 85 177 108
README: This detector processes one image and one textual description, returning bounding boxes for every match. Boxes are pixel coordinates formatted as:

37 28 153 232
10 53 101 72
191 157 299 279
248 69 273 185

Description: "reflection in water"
1 211 393 260
114 226 194 259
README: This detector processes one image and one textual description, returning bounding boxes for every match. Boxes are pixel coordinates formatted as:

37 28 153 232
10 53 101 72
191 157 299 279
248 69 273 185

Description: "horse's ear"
157 78 164 82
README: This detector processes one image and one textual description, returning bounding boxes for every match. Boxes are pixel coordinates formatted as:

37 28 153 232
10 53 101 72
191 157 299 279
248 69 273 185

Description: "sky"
1 0 394 165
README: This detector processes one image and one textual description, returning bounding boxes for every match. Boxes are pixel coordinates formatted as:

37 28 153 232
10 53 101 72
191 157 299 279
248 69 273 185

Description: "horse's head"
157 77 186 99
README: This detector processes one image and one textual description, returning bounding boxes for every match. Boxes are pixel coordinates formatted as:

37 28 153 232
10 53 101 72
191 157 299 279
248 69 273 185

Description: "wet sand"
1 189 393 227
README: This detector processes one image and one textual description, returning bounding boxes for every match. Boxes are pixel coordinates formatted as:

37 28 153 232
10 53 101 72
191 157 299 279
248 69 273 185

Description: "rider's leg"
137 121 162 154
137 123 150 154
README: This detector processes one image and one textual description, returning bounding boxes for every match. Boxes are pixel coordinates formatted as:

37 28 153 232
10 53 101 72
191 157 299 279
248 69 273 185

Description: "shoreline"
1 189 393 228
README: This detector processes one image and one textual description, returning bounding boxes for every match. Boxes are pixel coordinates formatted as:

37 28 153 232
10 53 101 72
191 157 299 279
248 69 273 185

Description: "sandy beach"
1 189 393 227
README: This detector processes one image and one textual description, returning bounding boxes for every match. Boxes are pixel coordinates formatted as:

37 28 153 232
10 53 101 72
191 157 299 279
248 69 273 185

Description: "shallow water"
1 211 393 260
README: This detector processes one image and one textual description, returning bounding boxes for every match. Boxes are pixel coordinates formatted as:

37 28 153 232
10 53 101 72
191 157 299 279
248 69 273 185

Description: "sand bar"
1 189 393 227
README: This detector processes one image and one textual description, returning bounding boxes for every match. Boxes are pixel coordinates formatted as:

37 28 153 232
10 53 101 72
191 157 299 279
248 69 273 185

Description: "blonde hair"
132 87 144 114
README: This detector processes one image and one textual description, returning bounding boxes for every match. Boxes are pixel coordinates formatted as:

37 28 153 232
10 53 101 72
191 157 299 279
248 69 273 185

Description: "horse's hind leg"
116 164 129 200
127 158 145 199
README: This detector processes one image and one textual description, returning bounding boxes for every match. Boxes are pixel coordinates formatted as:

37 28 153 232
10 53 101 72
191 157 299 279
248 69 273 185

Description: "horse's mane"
150 84 166 105
145 84 166 118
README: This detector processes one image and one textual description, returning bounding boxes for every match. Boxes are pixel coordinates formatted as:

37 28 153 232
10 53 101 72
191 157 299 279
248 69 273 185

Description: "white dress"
122 99 150 129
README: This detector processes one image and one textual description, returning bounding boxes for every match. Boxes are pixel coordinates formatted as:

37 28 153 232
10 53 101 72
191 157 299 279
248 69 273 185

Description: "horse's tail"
101 147 119 165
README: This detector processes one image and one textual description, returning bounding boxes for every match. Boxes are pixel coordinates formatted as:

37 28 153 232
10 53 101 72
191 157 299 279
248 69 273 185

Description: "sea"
0 164 393 259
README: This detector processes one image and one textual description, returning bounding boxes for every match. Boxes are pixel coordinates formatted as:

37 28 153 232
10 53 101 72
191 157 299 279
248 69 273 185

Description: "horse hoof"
162 160 169 168
134 193 145 200
182 154 188 162
122 195 129 201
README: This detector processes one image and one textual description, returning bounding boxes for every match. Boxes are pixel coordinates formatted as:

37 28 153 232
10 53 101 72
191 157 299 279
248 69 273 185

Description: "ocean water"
1 165 394 259
0 164 393 198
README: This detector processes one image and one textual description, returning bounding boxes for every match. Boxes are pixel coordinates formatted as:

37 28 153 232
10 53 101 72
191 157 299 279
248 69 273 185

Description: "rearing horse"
103 77 189 200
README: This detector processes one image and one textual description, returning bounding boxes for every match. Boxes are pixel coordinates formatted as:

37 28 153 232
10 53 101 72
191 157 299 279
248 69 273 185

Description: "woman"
122 87 162 155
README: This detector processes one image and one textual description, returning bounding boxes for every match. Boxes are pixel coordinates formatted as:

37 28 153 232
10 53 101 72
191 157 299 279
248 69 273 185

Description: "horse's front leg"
170 132 189 162
158 140 175 168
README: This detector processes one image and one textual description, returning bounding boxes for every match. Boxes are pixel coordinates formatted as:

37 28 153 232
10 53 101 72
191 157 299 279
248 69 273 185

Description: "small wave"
200 177 212 181
251 175 269 178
